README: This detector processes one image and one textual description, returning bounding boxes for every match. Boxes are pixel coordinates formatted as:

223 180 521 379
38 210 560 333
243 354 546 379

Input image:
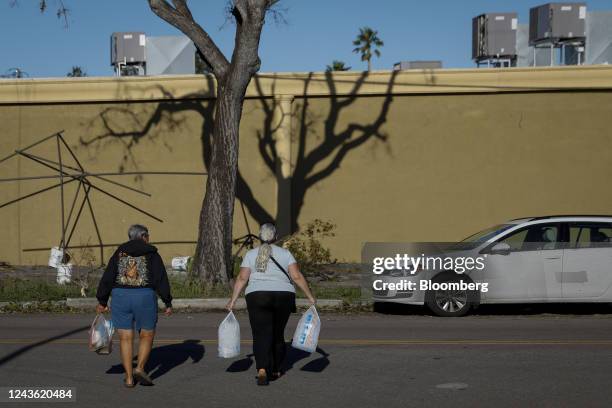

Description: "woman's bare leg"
136 329 155 372
118 329 134 385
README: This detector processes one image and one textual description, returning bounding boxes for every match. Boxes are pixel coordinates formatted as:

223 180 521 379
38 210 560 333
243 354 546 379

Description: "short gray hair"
128 224 149 241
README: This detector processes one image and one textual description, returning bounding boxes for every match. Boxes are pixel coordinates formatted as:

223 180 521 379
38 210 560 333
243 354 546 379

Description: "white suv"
373 216 612 317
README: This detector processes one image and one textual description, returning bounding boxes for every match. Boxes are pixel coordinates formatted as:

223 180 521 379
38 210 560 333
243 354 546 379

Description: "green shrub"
168 276 230 298
0 278 83 302
283 219 337 274
186 256 195 274
0 275 357 303
232 255 243 278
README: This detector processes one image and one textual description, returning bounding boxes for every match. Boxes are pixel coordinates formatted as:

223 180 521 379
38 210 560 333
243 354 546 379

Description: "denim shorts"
111 288 158 331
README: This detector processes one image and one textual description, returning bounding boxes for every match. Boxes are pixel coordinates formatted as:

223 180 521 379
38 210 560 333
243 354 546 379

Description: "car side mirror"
488 242 512 255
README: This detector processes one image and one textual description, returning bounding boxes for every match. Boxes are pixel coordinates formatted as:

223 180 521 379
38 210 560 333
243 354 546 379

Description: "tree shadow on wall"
250 71 397 232
80 71 398 233
79 77 216 183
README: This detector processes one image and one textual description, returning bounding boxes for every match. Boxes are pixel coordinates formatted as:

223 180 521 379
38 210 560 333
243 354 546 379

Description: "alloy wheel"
434 289 468 313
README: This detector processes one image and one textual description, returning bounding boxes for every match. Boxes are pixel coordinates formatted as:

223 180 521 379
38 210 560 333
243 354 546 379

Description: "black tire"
425 273 478 317
373 302 391 314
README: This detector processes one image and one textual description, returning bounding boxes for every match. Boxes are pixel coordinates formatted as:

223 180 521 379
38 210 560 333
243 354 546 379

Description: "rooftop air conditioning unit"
472 13 518 60
111 32 146 65
529 3 586 44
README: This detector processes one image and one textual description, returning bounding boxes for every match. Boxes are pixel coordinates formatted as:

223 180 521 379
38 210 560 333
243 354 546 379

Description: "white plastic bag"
218 311 241 358
56 263 72 284
89 314 114 354
171 256 191 271
48 247 64 268
292 305 321 353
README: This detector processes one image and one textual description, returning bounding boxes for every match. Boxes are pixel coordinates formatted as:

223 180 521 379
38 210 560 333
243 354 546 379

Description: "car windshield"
461 224 515 243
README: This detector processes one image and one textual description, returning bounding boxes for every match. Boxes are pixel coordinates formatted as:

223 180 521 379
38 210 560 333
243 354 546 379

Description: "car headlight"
387 265 422 277
410 264 423 276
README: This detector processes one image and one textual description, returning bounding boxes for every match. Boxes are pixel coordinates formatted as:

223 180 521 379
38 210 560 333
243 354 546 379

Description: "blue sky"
2 0 612 77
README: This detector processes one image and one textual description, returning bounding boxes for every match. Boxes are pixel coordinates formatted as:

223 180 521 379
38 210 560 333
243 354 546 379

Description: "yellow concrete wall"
295 92 612 259
0 99 276 265
1 66 611 264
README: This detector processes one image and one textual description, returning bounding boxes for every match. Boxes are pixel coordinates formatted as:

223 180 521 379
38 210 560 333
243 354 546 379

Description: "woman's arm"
226 267 251 311
288 263 316 304
95 251 118 312
153 253 173 316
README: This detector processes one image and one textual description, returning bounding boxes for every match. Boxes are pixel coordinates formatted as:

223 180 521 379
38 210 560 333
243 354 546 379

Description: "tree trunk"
146 0 269 286
193 84 243 285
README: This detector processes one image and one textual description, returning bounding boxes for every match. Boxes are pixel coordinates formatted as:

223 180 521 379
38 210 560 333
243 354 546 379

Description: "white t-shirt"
241 245 296 295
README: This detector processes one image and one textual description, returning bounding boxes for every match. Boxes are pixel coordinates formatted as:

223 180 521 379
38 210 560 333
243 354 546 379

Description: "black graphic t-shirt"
96 239 172 307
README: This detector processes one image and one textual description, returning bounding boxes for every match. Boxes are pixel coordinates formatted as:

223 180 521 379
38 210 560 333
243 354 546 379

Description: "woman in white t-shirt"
227 223 316 386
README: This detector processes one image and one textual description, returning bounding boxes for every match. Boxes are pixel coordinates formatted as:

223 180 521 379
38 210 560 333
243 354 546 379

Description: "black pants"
246 291 295 372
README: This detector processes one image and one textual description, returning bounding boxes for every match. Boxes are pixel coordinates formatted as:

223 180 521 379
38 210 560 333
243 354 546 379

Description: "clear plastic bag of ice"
218 311 241 358
292 305 320 353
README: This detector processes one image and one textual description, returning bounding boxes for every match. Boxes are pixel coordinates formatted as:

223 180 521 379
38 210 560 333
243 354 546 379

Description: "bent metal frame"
0 130 206 265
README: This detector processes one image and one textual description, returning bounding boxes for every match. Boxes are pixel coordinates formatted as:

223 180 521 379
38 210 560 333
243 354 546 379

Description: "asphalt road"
1 306 612 408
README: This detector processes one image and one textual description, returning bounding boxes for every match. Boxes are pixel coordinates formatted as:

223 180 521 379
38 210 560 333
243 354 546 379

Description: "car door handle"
545 256 561 260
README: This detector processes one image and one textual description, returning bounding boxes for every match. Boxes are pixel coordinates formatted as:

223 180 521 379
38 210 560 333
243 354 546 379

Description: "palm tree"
352 27 384 71
67 66 86 77
325 60 351 72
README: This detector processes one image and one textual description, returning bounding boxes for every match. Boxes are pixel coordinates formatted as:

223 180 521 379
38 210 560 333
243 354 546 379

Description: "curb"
0 298 345 311
0 300 68 311
66 297 344 310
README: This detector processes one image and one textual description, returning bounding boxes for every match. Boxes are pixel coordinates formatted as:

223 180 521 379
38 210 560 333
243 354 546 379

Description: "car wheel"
373 302 390 313
425 274 476 317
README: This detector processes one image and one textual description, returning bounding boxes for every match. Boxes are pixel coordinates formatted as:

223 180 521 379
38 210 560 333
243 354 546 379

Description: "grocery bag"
291 305 320 353
89 314 114 355
218 311 241 358
48 247 64 268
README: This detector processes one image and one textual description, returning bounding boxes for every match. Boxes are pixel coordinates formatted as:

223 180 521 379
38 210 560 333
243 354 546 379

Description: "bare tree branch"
12 0 70 28
227 0 267 79
171 0 193 19
148 0 230 78
232 0 248 23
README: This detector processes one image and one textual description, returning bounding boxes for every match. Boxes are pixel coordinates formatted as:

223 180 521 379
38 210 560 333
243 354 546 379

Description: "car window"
461 224 515 243
499 229 528 251
496 223 560 252
568 223 612 249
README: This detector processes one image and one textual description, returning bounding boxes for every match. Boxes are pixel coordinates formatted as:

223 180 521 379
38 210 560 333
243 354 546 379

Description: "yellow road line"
1 339 612 346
